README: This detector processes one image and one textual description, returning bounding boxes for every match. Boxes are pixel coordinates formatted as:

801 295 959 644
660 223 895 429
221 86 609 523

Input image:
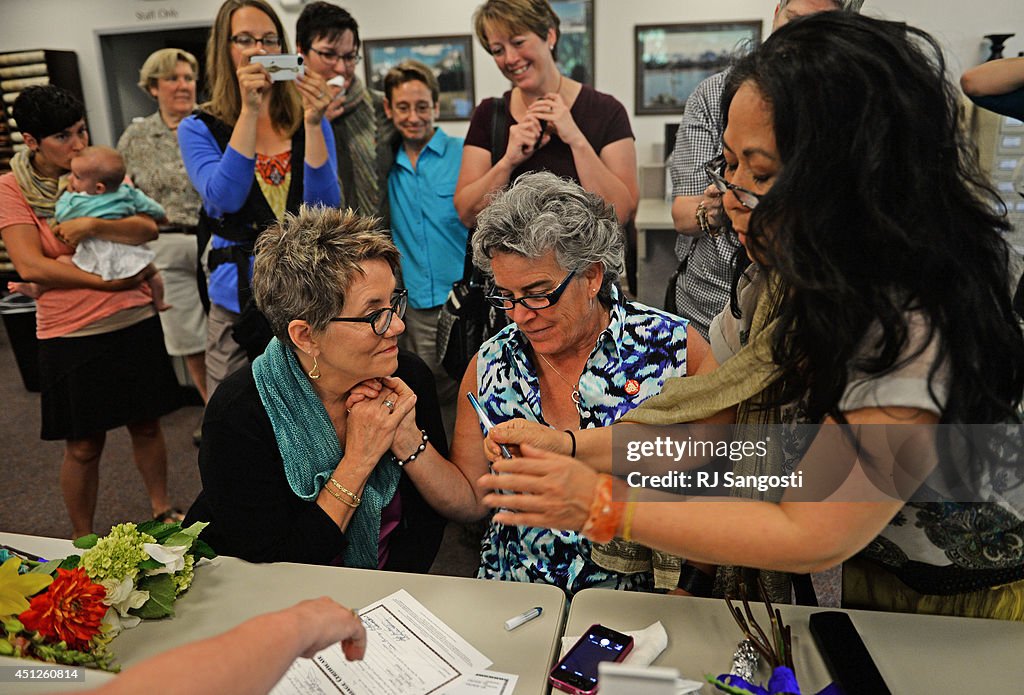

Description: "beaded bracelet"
580 474 625 544
396 429 429 467
328 476 361 506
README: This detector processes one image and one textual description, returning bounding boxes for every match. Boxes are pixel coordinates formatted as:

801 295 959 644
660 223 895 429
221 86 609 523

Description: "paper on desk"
444 669 518 694
270 589 492 695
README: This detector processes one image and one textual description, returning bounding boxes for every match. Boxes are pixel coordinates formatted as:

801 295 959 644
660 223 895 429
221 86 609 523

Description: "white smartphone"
250 54 304 81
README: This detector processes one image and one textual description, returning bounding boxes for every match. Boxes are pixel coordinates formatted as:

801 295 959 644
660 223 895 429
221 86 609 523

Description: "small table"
565 586 1024 693
0 532 567 694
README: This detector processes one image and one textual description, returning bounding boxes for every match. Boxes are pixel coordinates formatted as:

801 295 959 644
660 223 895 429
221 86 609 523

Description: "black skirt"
39 315 182 440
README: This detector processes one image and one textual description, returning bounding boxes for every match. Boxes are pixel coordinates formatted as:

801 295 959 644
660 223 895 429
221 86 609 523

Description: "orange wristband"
580 474 625 543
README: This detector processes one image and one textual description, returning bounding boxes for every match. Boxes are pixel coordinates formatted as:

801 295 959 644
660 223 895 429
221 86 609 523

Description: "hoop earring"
308 354 321 381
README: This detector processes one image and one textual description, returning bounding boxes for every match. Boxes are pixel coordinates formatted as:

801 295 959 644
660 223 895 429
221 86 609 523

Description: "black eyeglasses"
704 156 761 210
329 289 407 336
308 47 361 65
230 33 282 49
486 271 576 311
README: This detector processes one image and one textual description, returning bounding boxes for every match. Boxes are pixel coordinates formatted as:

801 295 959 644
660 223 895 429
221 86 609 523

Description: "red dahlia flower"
19 567 108 650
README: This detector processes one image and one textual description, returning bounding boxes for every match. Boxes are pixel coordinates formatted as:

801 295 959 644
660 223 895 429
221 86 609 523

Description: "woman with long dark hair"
179 0 339 396
477 13 1024 619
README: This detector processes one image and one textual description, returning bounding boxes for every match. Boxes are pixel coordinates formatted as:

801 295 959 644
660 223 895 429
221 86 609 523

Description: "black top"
185 350 447 572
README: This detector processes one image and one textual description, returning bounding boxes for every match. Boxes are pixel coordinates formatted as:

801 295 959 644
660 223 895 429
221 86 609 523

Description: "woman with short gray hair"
186 206 478 570
451 172 704 596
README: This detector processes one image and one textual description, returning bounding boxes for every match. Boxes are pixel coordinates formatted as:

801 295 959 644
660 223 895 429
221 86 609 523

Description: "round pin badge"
624 379 640 396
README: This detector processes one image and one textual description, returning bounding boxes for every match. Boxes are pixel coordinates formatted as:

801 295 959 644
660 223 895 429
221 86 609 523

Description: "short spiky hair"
295 1 360 52
12 86 84 141
252 205 400 347
383 60 439 102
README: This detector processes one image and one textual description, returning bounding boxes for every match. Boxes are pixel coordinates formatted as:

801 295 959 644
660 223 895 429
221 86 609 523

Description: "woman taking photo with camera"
179 0 338 396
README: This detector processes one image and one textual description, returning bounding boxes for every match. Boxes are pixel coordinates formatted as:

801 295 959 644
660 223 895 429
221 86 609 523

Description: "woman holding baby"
0 85 182 539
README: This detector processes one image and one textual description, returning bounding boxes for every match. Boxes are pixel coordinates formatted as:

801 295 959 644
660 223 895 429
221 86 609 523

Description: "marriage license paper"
270 589 518 695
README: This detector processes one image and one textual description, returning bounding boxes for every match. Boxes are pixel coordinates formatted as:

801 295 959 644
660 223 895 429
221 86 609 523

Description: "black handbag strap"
461 96 509 281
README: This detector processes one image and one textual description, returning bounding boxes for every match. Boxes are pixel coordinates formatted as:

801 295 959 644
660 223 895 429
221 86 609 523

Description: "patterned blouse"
475 287 689 596
117 111 201 226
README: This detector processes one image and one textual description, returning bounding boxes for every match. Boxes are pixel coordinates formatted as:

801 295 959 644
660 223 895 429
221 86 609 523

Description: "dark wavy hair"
12 86 84 141
721 12 1024 425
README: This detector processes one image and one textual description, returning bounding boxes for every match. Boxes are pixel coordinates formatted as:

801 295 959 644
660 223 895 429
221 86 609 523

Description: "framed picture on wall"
634 21 761 115
551 0 594 85
363 34 475 120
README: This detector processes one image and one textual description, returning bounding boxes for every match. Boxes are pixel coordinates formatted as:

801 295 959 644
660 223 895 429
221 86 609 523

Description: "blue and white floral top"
475 287 689 596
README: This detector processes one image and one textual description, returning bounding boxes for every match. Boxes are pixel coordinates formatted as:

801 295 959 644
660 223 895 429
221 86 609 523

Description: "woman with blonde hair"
118 47 209 410
179 0 339 396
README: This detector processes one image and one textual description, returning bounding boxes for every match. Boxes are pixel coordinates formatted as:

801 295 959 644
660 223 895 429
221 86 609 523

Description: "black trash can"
0 293 40 392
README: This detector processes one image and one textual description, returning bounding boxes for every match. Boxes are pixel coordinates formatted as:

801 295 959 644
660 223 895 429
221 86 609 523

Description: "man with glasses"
666 0 863 340
295 2 394 217
382 61 469 432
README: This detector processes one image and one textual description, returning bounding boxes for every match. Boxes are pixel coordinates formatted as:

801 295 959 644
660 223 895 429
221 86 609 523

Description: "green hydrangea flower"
173 554 195 595
80 524 156 583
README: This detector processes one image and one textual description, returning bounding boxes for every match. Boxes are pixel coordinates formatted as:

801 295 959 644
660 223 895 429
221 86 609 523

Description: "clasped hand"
345 376 421 465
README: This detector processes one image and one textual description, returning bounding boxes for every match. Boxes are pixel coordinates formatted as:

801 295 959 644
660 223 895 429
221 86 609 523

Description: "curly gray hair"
252 205 400 348
471 171 624 304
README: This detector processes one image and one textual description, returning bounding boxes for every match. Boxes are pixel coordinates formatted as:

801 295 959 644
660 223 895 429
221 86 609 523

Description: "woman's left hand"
383 376 424 459
525 92 583 149
51 217 97 248
479 443 598 530
295 72 331 126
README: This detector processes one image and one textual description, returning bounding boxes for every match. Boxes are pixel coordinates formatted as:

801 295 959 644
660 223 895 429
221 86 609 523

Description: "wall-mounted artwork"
551 0 594 86
634 21 761 115
363 34 475 120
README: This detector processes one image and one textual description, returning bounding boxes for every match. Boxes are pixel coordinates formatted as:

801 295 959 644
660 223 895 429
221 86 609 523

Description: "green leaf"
131 575 176 619
191 539 217 560
27 559 61 575
73 534 98 549
138 559 163 571
161 532 194 550
58 555 81 570
138 520 178 540
180 521 209 539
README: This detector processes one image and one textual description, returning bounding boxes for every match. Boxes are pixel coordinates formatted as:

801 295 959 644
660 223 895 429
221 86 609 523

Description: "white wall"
2 0 1021 161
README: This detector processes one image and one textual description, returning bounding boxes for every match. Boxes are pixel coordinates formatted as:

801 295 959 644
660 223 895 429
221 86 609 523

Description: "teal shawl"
252 338 401 568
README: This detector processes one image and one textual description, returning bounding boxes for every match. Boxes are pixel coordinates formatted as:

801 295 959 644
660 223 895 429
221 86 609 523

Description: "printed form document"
270 589 518 695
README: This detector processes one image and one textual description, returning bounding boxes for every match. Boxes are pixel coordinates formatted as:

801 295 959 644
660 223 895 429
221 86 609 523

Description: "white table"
634 198 679 307
1 532 568 694
565 587 1024 693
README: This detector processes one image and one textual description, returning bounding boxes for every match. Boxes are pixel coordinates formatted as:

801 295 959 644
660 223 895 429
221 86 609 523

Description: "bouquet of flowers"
0 520 214 671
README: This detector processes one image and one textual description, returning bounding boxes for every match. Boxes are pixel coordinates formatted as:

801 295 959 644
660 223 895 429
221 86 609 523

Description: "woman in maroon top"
454 0 638 230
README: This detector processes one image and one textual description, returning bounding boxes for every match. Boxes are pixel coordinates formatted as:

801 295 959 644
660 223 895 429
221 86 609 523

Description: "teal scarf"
252 338 401 569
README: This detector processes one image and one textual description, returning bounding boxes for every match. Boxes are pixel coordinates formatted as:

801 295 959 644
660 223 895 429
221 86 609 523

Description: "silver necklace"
537 352 583 408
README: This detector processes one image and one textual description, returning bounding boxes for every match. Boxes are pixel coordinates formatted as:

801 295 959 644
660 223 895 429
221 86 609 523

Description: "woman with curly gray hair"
449 171 705 596
185 206 481 570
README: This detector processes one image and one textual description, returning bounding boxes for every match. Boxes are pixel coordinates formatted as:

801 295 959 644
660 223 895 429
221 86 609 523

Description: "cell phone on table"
466 392 513 459
550 624 634 695
250 54 304 81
